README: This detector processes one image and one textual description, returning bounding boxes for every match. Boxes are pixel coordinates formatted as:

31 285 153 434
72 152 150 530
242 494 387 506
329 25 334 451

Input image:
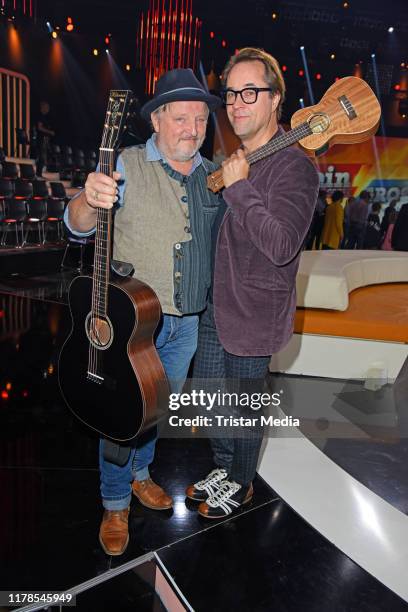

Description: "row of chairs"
0 161 38 181
0 179 68 247
0 148 96 188
0 178 68 201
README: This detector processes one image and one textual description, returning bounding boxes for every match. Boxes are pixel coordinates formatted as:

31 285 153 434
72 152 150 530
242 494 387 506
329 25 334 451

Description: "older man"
186 48 319 518
65 68 221 554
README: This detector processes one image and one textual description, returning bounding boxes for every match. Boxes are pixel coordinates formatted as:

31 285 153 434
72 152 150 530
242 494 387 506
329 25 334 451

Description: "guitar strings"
209 122 313 187
88 104 113 379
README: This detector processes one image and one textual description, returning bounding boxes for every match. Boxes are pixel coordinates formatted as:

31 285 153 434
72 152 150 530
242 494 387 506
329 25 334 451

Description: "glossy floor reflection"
1 278 408 610
157 501 408 612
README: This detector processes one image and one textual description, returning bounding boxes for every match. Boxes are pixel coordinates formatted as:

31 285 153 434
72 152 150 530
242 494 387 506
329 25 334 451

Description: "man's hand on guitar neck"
221 148 250 189
84 171 121 210
67 171 121 234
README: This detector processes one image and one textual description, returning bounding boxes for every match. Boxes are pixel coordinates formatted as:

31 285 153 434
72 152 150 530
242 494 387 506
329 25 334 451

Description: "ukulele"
207 76 381 192
59 90 169 441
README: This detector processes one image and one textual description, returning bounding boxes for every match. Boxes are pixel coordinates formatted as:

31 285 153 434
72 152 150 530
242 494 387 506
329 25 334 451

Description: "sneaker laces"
195 468 228 495
206 481 241 514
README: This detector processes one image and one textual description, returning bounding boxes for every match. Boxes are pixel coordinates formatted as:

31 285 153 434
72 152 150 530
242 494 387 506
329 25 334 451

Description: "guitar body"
59 275 169 441
291 76 381 152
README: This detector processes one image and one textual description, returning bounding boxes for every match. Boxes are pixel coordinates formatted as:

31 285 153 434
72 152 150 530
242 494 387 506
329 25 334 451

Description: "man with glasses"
186 48 319 518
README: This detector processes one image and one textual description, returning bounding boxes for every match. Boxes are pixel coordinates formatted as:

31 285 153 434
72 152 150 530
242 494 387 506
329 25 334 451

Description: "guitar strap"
102 438 132 466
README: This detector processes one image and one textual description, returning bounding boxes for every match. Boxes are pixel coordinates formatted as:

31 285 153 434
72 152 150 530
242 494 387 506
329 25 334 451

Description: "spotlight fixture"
105 49 109 54
300 46 304 50
330 53 335 60
343 1 349 7
371 53 376 59
298 69 304 76
316 73 322 80
282 65 287 72
66 16 74 32
272 12 277 20
394 84 401 90
388 26 394 33
105 35 110 45
51 30 58 39
210 31 215 39
222 40 227 48
125 64 131 71
93 48 98 56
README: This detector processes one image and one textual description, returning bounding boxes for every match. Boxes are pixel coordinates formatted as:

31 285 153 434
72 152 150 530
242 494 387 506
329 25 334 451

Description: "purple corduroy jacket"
213 136 319 356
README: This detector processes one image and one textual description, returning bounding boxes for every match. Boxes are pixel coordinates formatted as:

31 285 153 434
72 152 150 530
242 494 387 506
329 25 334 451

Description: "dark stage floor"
1 273 408 610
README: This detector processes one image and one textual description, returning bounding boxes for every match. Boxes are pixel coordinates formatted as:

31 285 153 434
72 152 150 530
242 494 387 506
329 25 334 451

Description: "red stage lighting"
316 73 322 80
282 65 287 72
298 69 304 77
394 84 401 90
105 35 110 45
222 40 227 48
210 31 214 39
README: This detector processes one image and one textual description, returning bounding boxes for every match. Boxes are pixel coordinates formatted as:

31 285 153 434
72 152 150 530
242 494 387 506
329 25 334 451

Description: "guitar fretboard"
93 154 114 318
246 122 312 165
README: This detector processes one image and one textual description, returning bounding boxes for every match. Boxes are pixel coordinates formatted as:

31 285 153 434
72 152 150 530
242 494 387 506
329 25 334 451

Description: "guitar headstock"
101 90 134 151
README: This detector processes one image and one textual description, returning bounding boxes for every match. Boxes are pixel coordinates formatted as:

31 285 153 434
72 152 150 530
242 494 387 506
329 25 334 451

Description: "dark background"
1 0 407 151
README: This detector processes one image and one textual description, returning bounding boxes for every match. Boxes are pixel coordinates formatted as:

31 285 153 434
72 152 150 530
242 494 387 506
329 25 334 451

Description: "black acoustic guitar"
59 90 169 441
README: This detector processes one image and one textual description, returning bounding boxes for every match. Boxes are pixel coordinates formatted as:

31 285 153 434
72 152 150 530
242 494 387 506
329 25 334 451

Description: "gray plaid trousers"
192 302 270 486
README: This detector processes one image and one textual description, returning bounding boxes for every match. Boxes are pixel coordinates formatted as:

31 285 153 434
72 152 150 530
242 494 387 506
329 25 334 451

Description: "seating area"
270 250 408 382
0 160 69 248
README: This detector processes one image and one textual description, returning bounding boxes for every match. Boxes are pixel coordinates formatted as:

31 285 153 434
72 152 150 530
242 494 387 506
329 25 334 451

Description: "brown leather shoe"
99 508 129 556
132 478 173 510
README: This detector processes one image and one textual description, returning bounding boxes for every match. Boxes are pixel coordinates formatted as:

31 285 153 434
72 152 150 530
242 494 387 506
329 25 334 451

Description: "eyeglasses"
221 87 272 105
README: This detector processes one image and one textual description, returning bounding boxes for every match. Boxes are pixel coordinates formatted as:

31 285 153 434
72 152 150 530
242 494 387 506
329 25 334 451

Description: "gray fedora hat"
140 68 221 121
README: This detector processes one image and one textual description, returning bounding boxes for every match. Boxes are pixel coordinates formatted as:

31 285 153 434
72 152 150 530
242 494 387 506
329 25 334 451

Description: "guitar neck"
93 151 115 318
207 122 312 192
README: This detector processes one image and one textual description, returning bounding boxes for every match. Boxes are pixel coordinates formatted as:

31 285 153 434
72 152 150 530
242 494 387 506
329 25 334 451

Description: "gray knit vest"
113 146 218 315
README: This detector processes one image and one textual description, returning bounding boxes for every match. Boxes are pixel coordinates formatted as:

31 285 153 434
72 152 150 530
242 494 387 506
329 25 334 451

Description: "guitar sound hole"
85 313 114 349
308 113 330 133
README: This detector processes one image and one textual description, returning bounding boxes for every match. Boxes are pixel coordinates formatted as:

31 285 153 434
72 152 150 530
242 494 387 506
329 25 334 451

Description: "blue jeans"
99 313 198 510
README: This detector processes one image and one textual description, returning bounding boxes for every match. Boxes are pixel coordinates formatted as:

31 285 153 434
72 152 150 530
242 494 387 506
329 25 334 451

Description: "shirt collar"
145 133 203 175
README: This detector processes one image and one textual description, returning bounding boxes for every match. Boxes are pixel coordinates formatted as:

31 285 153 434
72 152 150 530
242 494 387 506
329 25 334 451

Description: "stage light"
93 48 98 56
282 65 287 72
394 84 401 90
330 53 335 60
106 49 109 54
316 73 322 80
66 16 74 32
401 62 405 68
300 46 304 51
388 26 394 33
1 391 9 400
222 40 227 48
5 383 11 391
105 35 110 45
298 69 304 76
272 12 277 20
371 53 375 58
210 31 214 39
125 64 131 71
343 1 349 7
51 30 58 39
46 21 52 32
